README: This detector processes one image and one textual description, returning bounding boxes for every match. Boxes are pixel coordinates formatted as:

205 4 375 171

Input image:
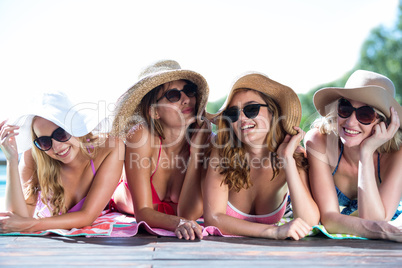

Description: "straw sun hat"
8 91 111 154
112 60 209 136
207 72 301 135
313 70 402 128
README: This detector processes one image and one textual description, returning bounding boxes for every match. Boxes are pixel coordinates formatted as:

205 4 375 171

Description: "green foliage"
301 0 402 130
356 1 402 103
206 96 226 114
206 1 402 133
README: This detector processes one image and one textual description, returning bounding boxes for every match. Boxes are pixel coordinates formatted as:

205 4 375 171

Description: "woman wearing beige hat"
0 91 124 233
111 60 210 240
203 72 319 240
305 70 402 241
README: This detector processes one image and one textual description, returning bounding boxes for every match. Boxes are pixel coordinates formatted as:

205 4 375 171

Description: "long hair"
215 88 308 192
312 99 402 153
24 117 100 216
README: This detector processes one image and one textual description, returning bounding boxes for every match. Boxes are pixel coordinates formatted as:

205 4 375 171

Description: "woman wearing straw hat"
203 72 319 240
305 70 402 241
0 91 124 233
110 60 210 240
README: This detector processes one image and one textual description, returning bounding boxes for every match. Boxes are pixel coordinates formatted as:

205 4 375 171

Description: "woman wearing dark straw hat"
0 91 124 233
305 70 402 241
110 60 211 240
203 72 319 240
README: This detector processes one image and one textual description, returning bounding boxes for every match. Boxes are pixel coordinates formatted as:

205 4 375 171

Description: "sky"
0 0 400 117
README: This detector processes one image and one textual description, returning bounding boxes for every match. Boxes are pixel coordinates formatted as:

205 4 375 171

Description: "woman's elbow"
203 212 222 227
319 212 343 234
178 202 203 221
78 213 99 228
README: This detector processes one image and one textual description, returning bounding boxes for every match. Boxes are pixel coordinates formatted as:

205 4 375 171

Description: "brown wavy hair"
24 117 101 216
215 88 308 192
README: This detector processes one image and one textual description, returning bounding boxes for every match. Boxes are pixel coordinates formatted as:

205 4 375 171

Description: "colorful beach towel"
0 211 377 240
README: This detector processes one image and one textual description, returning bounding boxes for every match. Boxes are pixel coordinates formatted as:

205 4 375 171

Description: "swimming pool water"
0 165 6 198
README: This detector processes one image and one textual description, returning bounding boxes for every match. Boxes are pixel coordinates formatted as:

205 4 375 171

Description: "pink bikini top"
225 193 288 224
34 159 96 218
150 137 177 215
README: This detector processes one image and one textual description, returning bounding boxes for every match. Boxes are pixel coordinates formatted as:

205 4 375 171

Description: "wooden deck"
1 232 401 267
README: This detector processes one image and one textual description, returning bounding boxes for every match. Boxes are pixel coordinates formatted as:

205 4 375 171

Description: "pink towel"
0 211 280 238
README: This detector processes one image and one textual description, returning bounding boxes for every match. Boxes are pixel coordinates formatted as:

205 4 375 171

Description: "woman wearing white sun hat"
305 70 402 242
0 91 124 233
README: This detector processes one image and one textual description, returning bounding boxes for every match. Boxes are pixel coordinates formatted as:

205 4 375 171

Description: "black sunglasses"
337 98 378 125
157 83 197 103
222 104 269 123
33 127 72 151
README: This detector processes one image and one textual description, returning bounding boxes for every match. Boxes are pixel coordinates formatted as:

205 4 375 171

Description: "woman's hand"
0 120 20 161
0 212 36 233
174 219 203 240
267 218 312 240
361 107 400 154
277 126 305 160
189 118 212 155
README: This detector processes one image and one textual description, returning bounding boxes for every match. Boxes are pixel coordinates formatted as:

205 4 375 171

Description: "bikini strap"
332 143 344 176
150 136 162 180
333 143 382 183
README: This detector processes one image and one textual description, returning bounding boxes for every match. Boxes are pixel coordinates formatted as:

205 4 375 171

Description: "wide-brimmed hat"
314 70 402 127
206 72 301 135
8 91 112 154
111 59 209 136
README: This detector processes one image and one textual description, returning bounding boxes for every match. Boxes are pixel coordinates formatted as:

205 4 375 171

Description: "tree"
300 0 402 131
356 0 402 103
207 1 402 132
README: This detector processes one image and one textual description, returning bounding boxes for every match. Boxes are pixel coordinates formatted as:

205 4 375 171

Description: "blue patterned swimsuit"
332 144 401 220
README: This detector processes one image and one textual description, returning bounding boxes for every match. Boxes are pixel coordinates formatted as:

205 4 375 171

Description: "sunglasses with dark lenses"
337 98 378 125
157 83 197 103
222 104 269 123
33 127 72 151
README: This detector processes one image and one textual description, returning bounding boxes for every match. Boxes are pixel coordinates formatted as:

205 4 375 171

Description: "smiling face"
154 80 197 128
32 117 80 164
227 90 272 147
337 99 381 147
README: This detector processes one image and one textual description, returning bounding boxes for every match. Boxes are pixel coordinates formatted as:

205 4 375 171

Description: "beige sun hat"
111 60 209 136
206 72 301 135
313 70 402 128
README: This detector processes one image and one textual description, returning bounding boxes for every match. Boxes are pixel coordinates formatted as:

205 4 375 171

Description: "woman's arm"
277 127 320 226
177 121 212 220
203 149 311 240
0 121 34 217
305 128 402 241
358 148 402 221
358 107 402 220
305 129 349 230
125 127 202 240
0 136 125 232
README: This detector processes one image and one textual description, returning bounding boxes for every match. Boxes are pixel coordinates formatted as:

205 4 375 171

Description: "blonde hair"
24 117 101 216
312 99 402 153
215 88 308 192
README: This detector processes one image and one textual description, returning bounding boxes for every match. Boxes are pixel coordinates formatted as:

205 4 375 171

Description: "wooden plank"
0 234 401 267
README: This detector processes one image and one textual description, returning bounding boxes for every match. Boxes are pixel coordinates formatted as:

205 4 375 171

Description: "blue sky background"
0 0 399 117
